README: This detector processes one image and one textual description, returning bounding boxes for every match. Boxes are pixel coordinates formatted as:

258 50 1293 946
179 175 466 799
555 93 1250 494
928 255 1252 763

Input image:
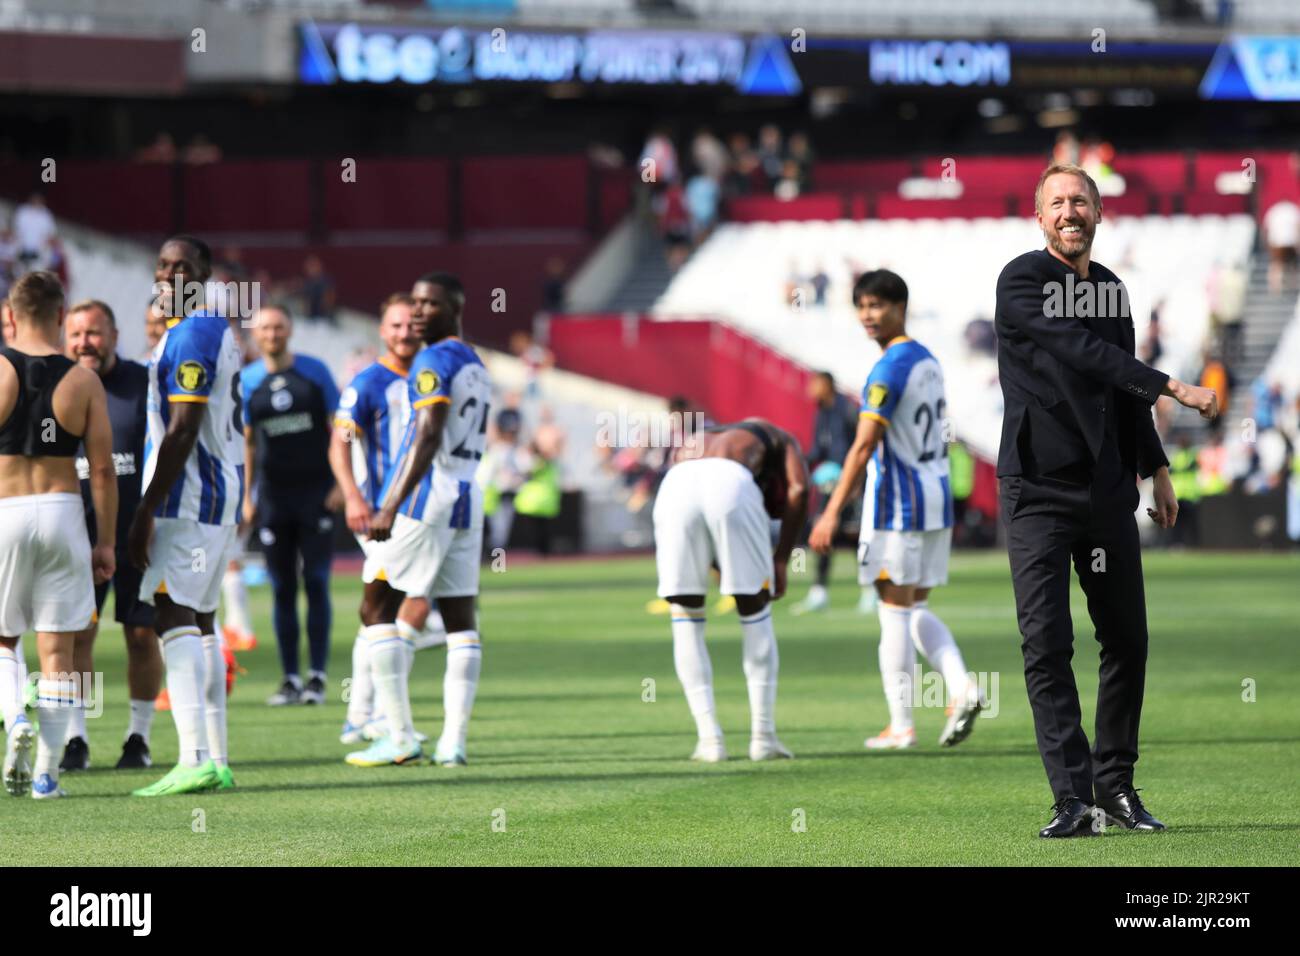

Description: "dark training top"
0 348 81 457
77 356 149 548
242 354 340 493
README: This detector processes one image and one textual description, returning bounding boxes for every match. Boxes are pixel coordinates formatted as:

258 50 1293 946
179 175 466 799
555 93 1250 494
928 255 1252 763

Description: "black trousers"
1001 468 1149 803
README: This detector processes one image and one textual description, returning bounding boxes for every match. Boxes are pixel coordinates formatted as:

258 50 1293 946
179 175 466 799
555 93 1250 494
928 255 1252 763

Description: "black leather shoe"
1039 797 1099 838
59 736 90 772
1096 787 1166 832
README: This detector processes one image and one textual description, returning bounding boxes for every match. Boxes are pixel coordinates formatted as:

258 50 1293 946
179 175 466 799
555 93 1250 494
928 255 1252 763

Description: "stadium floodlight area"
653 214 1255 460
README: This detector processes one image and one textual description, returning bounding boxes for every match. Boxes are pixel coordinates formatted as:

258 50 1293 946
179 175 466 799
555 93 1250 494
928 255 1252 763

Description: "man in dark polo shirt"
63 299 160 770
241 304 341 707
995 164 1217 838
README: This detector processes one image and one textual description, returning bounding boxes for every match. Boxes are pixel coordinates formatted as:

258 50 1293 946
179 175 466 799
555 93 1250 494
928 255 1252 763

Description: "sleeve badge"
415 369 439 396
175 360 208 393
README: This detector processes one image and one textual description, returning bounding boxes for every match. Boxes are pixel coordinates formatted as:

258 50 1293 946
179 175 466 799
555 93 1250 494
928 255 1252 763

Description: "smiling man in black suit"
995 163 1218 838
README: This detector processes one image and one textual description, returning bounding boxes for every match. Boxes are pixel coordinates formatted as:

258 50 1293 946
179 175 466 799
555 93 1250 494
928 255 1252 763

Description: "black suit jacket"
995 249 1170 481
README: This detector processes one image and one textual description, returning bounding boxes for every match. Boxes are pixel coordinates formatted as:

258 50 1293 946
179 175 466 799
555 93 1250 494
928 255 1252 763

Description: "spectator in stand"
691 128 729 183
1208 259 1247 364
774 159 803 201
640 125 680 188
182 134 222 165
660 183 692 270
540 257 568 312
809 264 830 308
0 226 15 302
1052 130 1081 166
135 131 176 163
300 254 337 322
47 237 69 288
1263 198 1300 293
724 132 758 199
12 192 56 272
1140 301 1164 367
755 124 785 189
787 132 815 192
1198 349 1233 427
508 329 554 402
1252 378 1283 431
684 168 720 243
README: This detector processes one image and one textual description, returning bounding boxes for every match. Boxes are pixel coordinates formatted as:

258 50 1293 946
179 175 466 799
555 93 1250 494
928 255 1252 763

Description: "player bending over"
329 292 447 746
811 269 983 750
347 272 489 769
126 235 242 796
0 272 116 799
653 418 808 762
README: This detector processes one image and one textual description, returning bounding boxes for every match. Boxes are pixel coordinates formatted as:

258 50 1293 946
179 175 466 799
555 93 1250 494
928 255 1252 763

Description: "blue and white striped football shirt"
142 312 246 526
859 336 954 533
334 359 411 510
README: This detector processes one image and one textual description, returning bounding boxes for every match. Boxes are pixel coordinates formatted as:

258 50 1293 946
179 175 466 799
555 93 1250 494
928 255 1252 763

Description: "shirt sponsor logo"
261 412 313 437
867 383 890 409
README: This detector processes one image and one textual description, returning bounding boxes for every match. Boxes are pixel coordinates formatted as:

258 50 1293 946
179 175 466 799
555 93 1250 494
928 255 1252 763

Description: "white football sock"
910 600 973 701
346 626 373 726
161 626 209 767
395 620 421 669
35 677 76 779
366 623 414 747
127 699 155 744
221 567 252 635
66 701 87 742
201 633 228 767
739 607 778 739
0 644 23 732
441 631 481 749
670 605 722 741
877 602 915 732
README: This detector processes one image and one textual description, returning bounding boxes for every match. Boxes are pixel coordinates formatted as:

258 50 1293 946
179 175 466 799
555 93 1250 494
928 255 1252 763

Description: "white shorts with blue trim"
362 496 483 601
139 518 238 614
857 527 951 589
653 458 774 597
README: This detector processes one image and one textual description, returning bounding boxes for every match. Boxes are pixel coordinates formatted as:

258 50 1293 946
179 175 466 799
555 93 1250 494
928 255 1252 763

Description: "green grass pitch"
4 550 1298 866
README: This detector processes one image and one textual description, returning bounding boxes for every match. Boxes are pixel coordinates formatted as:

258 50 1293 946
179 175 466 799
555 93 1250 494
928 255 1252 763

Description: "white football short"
362 507 483 601
653 457 774 598
0 493 95 634
857 527 952 589
138 518 238 614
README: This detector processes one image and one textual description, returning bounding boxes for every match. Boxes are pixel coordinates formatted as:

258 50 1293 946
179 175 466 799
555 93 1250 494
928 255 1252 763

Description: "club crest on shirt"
175 361 207 392
415 369 439 396
867 383 889 409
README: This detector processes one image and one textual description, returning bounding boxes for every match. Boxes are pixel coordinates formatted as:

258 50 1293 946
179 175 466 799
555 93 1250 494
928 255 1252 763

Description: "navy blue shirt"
242 354 339 492
78 355 149 549
810 393 858 468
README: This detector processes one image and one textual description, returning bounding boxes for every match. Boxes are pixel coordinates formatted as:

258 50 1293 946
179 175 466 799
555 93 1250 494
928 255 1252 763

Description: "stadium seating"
652 214 1256 460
